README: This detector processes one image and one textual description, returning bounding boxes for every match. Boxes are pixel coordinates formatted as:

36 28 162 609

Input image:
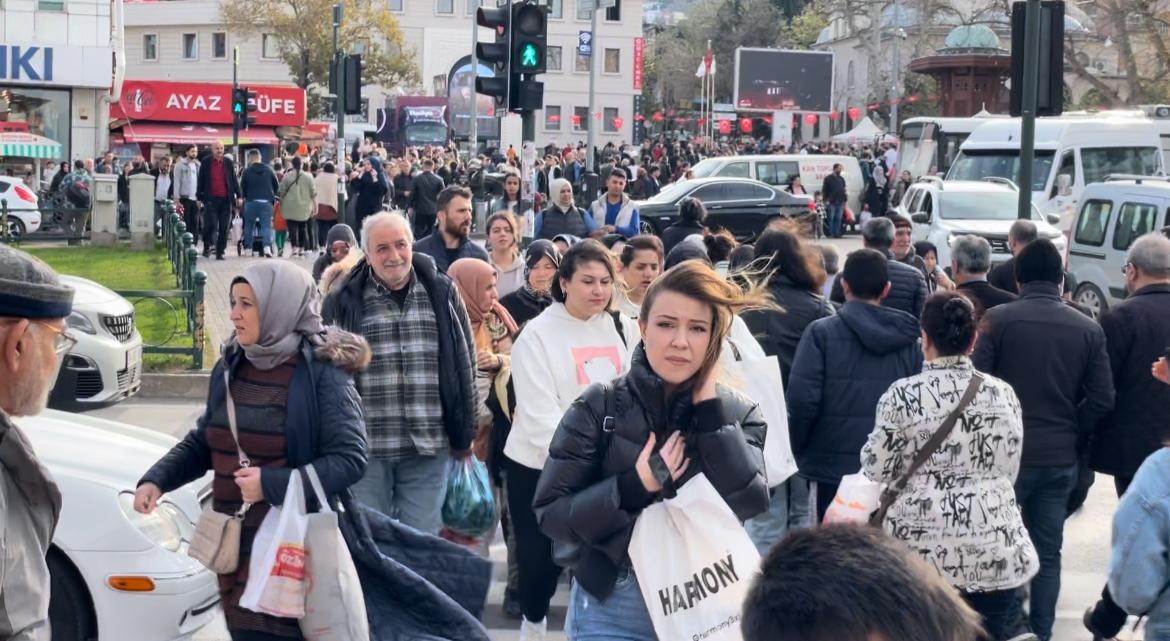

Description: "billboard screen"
448 59 500 141
734 48 834 113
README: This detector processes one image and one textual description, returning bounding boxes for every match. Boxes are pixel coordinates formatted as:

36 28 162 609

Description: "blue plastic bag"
441 457 497 539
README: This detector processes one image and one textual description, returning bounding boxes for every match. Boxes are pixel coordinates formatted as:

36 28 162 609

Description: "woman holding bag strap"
533 261 772 641
134 262 370 641
861 291 1037 641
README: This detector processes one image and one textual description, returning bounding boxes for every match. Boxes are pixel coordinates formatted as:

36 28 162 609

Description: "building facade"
0 0 117 161
122 0 645 146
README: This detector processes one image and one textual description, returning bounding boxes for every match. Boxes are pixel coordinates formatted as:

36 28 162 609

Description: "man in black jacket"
950 234 1017 318
239 150 280 257
973 239 1114 641
820 163 847 238
407 158 445 240
322 211 476 535
831 217 928 320
1084 233 1170 641
412 186 489 272
987 219 1038 294
195 141 241 260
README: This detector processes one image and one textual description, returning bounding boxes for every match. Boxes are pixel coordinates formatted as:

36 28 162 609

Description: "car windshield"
689 159 720 178
946 150 1055 191
405 124 448 145
939 191 1043 221
643 180 695 204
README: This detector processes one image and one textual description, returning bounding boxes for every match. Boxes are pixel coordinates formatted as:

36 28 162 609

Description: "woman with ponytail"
861 291 1038 641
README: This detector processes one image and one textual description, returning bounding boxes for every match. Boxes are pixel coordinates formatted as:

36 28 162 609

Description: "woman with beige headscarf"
134 261 370 641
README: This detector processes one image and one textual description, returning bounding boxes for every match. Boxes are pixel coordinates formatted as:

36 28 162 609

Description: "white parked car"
18 409 218 641
49 276 144 411
0 175 42 240
893 177 1066 273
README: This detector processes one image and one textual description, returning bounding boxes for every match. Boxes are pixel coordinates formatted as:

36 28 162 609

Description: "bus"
898 115 1007 178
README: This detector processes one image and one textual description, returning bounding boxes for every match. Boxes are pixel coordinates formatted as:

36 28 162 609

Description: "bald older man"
196 141 241 260
0 245 75 640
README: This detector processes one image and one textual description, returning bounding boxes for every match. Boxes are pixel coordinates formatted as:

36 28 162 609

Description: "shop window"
605 0 620 21
547 46 562 71
603 108 619 132
389 0 403 10
182 34 198 60
574 106 589 132
549 0 563 18
545 106 562 131
437 0 454 14
143 34 159 61
262 34 281 59
0 87 72 161
212 33 227 60
603 48 619 73
37 0 65 10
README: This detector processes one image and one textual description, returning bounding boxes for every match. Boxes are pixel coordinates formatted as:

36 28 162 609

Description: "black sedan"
635 177 813 240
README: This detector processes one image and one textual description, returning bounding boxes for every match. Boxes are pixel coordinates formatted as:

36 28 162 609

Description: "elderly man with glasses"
0 244 75 640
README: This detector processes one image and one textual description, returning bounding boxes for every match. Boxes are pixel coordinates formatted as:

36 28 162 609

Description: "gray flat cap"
0 245 74 319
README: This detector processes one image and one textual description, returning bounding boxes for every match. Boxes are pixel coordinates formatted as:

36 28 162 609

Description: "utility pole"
889 0 901 133
585 0 598 174
1017 0 1041 220
333 3 346 215
471 3 479 156
232 47 240 162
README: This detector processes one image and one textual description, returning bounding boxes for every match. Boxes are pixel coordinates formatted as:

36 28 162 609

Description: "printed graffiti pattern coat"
861 356 1038 592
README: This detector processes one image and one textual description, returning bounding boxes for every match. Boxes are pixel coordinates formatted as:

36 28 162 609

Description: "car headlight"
117 492 184 552
67 311 97 335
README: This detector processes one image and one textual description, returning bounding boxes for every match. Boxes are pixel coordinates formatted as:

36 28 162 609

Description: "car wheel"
48 550 97 641
640 219 659 235
4 216 25 241
1074 282 1108 319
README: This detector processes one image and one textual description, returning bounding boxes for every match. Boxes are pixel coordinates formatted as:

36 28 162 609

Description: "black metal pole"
1017 0 1041 220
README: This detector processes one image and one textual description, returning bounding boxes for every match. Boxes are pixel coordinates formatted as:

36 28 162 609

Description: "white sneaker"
519 617 547 641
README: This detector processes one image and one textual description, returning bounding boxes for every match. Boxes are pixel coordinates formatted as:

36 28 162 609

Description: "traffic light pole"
232 47 240 163
333 3 347 215
1017 0 1040 220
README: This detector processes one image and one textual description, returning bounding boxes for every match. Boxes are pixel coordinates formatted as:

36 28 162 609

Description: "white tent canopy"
831 116 894 143
0 132 63 160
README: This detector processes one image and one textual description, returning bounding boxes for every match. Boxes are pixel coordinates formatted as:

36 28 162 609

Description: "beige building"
122 0 645 145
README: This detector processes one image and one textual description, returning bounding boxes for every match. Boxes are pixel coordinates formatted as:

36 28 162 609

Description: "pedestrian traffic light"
344 54 362 115
511 2 546 74
1009 0 1064 117
232 86 258 129
475 5 512 108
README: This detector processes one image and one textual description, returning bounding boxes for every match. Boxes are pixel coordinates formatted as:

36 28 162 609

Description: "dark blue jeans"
1014 464 1077 641
827 203 845 237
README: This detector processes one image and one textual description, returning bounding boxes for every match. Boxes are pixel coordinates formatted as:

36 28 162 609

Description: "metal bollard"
192 271 207 370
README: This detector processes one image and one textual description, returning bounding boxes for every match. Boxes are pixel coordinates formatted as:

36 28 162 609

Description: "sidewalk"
197 250 318 355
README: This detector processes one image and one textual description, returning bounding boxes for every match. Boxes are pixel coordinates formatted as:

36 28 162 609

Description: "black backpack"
65 179 92 208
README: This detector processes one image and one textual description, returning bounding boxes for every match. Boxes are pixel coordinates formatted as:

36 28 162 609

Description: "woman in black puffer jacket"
533 261 771 640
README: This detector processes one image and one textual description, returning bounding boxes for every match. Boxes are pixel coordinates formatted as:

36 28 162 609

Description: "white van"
689 154 864 215
1066 176 1170 317
946 117 1163 231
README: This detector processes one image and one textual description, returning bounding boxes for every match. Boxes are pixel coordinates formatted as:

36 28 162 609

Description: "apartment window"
182 33 198 60
576 0 592 20
603 48 619 73
548 0 563 18
575 52 590 72
547 46 562 71
389 0 403 10
437 0 454 14
143 34 159 61
605 0 620 20
37 0 65 9
574 106 589 131
262 34 281 59
545 106 562 130
466 0 478 16
603 107 619 132
212 32 227 59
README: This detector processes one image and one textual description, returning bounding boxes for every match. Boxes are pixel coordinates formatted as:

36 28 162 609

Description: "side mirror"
1046 213 1061 225
911 212 930 224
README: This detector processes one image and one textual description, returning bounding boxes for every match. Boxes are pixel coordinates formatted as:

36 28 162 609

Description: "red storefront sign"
112 80 306 127
633 37 644 91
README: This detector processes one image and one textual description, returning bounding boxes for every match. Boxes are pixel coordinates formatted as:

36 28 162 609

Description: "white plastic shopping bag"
628 473 762 641
723 347 797 488
822 472 883 524
300 465 369 641
239 470 309 618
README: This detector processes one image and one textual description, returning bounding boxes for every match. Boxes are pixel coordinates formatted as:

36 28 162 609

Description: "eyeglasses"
37 321 78 355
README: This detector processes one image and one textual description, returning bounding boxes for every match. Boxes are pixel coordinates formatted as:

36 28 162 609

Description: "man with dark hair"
742 525 984 641
789 248 922 521
988 219 1039 294
408 157 445 240
891 216 928 278
412 185 489 272
973 238 1114 641
831 217 928 319
951 234 1017 317
588 168 641 238
820 163 847 238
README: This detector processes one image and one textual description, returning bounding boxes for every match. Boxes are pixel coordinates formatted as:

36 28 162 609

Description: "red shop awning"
119 122 279 145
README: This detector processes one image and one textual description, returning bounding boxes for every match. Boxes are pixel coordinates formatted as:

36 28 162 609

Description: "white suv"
49 276 144 410
893 177 1067 273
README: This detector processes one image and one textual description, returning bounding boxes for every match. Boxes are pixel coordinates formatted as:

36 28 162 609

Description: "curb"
140 373 209 400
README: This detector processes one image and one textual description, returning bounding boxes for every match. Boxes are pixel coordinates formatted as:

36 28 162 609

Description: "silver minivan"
1067 176 1170 317
689 154 864 214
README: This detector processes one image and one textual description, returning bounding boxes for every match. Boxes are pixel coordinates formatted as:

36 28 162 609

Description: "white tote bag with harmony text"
628 473 762 641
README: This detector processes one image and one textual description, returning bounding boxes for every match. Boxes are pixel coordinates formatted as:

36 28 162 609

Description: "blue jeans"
567 567 656 641
351 455 450 534
827 203 845 237
244 200 274 250
1014 464 1077 641
747 481 790 555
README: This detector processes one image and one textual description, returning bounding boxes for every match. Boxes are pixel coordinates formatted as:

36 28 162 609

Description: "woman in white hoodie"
505 239 640 641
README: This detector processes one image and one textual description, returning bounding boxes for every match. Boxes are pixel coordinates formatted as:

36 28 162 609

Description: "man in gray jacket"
0 245 74 640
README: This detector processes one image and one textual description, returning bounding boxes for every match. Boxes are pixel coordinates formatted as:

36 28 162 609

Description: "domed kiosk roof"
942 24 1003 52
